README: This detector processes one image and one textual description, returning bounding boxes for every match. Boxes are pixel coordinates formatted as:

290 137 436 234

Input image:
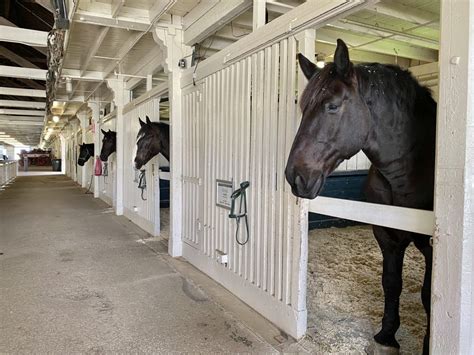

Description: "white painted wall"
98 115 117 207
123 97 164 235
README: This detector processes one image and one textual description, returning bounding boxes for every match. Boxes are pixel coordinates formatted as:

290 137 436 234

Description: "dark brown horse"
100 129 116 162
285 39 435 354
133 116 170 170
77 143 94 166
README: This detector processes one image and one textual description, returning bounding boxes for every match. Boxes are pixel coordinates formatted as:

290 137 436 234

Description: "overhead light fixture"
315 53 326 69
53 116 60 123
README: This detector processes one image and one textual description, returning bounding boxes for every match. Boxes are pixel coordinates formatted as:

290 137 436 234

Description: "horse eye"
327 103 339 112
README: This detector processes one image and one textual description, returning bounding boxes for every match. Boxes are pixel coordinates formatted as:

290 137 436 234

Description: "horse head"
285 39 371 199
78 143 94 166
100 129 117 161
133 116 170 170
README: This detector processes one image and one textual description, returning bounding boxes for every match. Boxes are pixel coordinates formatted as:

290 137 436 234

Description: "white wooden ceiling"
2 0 440 148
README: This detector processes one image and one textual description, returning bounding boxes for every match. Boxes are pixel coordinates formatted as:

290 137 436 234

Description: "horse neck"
86 143 94 156
357 65 436 191
154 123 170 161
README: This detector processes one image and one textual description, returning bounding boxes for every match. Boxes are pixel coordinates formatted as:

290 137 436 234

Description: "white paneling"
123 97 163 235
99 116 117 206
181 35 308 339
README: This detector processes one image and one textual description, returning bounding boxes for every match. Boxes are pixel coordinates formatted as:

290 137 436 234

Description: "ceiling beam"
317 27 438 62
0 108 45 116
74 10 150 31
328 20 439 50
80 27 110 77
0 120 44 126
0 115 44 123
102 31 145 76
0 66 47 80
0 100 46 109
0 87 46 97
35 0 54 12
149 0 177 22
266 0 293 14
0 46 40 69
0 25 48 47
183 0 252 45
0 17 48 55
370 2 439 29
61 68 104 81
111 0 125 18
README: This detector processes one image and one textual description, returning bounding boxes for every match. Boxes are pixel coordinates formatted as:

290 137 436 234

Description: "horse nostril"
295 175 306 191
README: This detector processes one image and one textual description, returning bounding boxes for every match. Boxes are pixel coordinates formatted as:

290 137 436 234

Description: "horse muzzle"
285 168 326 199
77 159 85 166
134 159 143 170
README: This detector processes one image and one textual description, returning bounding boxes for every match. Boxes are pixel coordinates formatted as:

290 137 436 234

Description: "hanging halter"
229 181 250 246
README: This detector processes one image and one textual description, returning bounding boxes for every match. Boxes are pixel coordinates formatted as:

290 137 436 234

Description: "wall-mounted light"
53 116 60 123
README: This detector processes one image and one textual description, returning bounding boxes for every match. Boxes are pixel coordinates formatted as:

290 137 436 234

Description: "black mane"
355 63 436 120
300 62 437 123
137 122 169 138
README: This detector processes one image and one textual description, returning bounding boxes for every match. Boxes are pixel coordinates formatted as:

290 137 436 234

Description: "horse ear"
146 116 152 125
139 117 146 127
108 129 111 133
101 129 106 135
297 53 318 80
334 39 352 78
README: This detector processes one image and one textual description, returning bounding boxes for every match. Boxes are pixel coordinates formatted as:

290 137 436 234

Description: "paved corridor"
0 175 279 353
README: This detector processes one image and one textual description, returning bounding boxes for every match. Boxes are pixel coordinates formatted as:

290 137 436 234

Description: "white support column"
253 0 266 30
146 74 153 91
59 134 66 174
70 120 79 182
106 76 131 216
89 101 101 198
77 111 89 189
292 28 315 338
432 1 474 353
154 24 192 257
5 145 15 160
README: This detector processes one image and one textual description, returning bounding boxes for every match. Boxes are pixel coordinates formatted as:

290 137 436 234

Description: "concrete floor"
0 175 296 353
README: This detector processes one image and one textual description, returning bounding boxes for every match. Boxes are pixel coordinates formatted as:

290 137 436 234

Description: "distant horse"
77 143 94 166
285 39 435 354
100 129 116 162
134 116 170 170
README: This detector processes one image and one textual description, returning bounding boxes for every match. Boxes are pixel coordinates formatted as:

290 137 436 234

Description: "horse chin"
78 160 85 167
100 154 108 162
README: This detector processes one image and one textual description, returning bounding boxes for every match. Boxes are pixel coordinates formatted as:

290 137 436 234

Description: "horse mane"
137 121 169 140
354 63 436 119
299 62 436 121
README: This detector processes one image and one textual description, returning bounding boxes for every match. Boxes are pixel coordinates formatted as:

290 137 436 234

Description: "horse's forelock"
300 63 339 114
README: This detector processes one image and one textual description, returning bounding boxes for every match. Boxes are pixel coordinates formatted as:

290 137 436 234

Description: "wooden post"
432 1 474 353
154 23 192 257
89 101 101 198
253 0 266 30
77 111 89 189
107 76 131 216
59 134 66 174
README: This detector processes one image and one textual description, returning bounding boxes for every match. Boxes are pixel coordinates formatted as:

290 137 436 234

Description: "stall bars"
179 0 376 339
0 160 17 187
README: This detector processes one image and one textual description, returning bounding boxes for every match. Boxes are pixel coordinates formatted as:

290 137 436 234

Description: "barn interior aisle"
0 175 279 353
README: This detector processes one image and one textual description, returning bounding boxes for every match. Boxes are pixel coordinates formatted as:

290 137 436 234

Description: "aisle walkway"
0 175 280 353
